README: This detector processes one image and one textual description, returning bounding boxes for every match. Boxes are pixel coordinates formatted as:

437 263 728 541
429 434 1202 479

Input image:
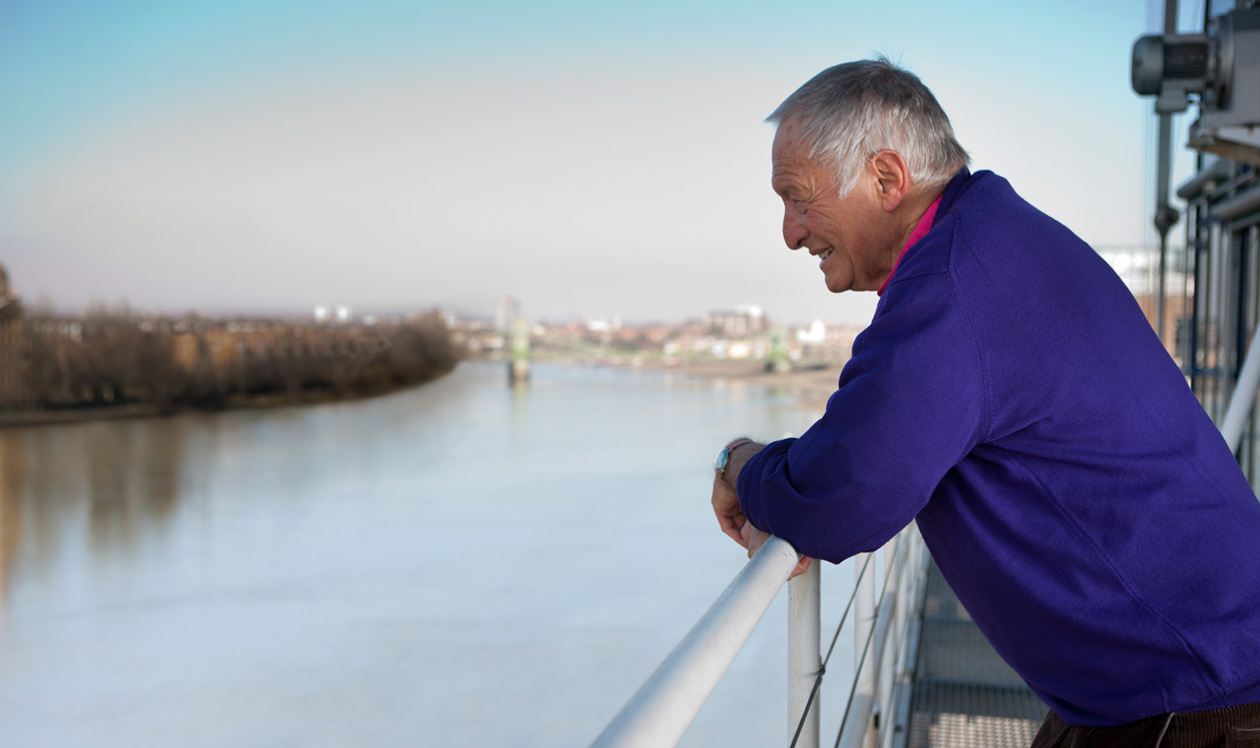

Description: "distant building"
0 266 28 409
706 305 767 338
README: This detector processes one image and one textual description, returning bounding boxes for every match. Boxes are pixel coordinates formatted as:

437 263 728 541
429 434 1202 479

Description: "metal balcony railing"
589 526 929 748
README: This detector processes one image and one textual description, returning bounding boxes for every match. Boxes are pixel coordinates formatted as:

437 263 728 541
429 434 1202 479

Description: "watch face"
714 446 730 474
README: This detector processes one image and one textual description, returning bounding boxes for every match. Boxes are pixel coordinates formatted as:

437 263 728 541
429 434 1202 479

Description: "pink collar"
877 195 942 296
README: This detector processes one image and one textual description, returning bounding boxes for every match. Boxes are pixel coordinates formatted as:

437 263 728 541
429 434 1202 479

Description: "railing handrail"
589 536 801 748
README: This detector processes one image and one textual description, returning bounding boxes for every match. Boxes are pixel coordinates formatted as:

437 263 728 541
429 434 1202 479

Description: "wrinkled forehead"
771 120 823 184
771 117 810 158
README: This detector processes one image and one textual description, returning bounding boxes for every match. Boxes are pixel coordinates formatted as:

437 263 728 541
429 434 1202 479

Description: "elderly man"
711 58 1260 746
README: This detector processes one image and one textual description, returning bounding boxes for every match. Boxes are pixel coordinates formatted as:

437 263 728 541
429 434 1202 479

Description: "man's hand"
711 438 763 547
709 436 813 580
743 521 813 580
711 472 749 548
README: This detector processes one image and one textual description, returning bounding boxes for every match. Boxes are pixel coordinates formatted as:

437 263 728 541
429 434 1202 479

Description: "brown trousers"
1030 703 1260 748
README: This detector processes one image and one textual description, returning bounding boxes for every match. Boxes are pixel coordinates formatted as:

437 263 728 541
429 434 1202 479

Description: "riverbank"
526 355 844 412
665 360 842 412
483 353 845 412
0 367 459 429
0 403 169 428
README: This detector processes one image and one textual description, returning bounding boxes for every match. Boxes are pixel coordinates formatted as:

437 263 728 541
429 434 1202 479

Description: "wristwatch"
714 438 753 477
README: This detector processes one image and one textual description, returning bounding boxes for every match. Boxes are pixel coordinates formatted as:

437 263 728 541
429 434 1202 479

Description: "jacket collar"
933 168 973 227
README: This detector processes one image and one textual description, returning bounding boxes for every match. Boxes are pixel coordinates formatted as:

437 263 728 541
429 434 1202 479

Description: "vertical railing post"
876 536 902 748
889 531 927 748
788 561 820 748
856 551 878 748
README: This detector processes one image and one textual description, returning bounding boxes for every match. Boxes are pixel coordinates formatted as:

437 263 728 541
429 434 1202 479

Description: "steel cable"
832 547 900 748
787 553 874 748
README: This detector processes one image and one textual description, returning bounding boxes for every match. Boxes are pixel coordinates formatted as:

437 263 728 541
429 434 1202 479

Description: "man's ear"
869 150 911 212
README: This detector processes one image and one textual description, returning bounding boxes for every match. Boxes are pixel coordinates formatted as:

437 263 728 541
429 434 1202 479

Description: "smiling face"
771 122 904 293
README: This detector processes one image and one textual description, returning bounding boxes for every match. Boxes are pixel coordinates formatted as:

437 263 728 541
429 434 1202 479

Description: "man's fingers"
721 519 746 546
714 502 748 546
788 556 814 580
738 524 813 579
744 522 770 559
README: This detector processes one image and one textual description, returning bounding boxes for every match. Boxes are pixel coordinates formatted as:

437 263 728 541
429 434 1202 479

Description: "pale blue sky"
0 0 1203 324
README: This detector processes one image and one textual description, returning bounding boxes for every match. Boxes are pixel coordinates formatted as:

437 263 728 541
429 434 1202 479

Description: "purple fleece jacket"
737 169 1260 726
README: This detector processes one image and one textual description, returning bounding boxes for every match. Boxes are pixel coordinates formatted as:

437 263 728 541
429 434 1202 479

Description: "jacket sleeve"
736 272 989 563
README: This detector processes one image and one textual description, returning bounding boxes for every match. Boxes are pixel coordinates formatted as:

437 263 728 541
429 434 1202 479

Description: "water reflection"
0 429 26 608
0 419 187 605
86 421 182 558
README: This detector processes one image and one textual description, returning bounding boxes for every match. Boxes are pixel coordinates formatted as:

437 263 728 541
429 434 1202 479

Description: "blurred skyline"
0 0 1203 325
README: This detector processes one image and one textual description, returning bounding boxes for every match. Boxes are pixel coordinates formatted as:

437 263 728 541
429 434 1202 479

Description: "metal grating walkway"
905 561 1049 748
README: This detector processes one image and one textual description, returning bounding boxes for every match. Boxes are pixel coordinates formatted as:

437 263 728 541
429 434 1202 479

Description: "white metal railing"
589 526 929 748
1222 322 1260 453
589 536 799 748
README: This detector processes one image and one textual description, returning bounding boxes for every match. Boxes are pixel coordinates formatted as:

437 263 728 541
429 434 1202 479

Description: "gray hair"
767 56 970 197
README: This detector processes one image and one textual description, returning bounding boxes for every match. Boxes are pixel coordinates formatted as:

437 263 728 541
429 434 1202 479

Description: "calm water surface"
0 361 860 747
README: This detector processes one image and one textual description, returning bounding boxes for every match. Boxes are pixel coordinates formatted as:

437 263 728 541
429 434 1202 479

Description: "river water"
0 361 862 747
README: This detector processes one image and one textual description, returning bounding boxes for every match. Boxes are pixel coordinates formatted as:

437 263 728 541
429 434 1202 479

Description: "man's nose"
783 211 807 249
